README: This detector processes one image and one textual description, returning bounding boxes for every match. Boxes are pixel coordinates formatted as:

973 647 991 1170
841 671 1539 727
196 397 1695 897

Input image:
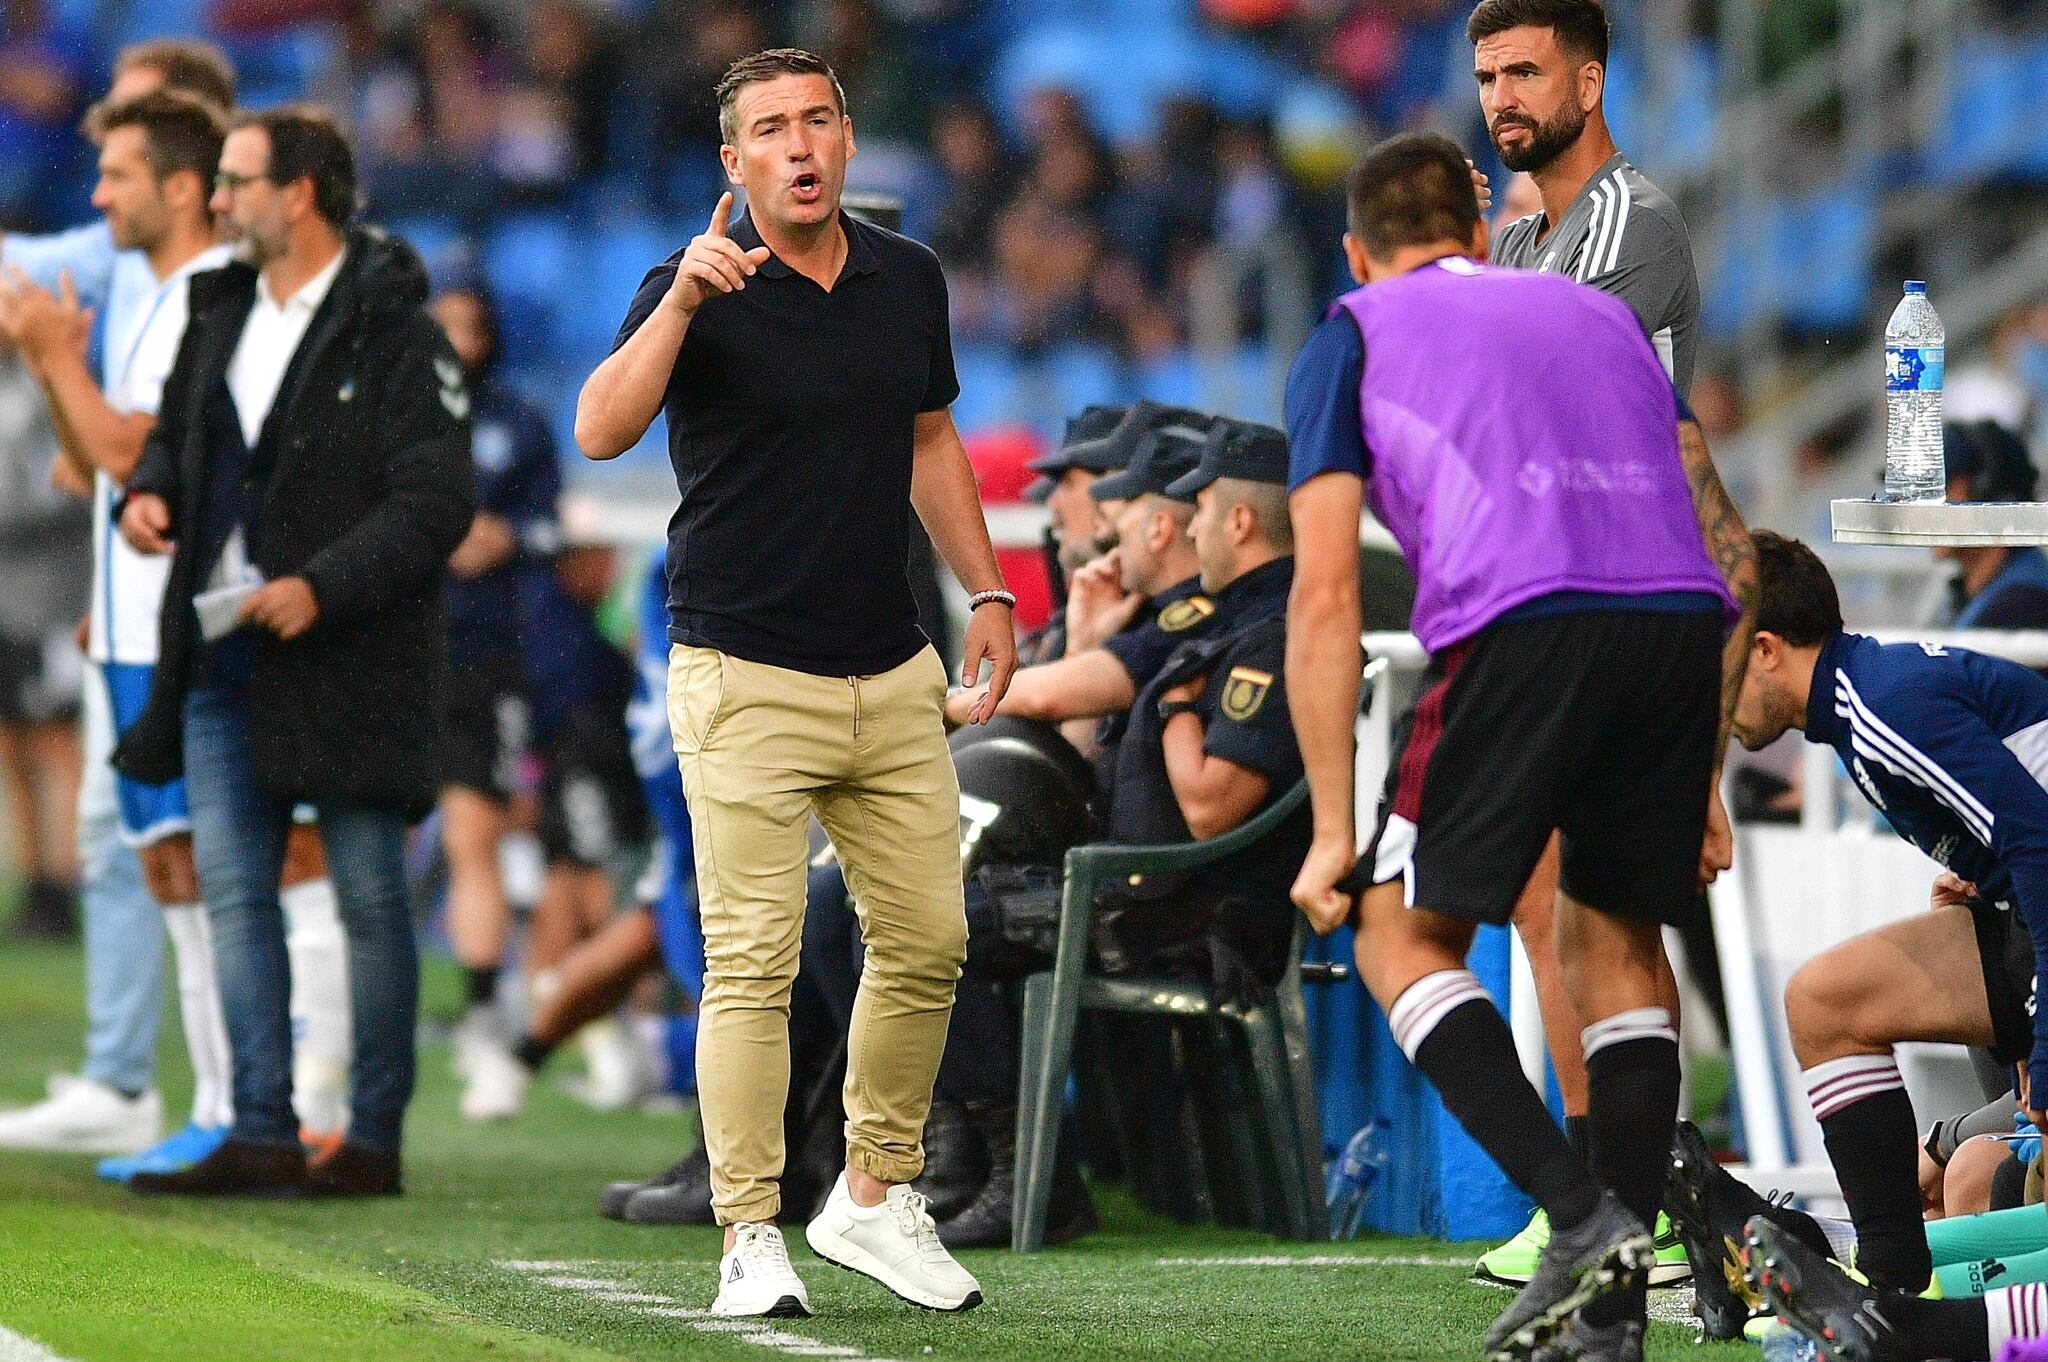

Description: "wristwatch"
1157 698 1201 723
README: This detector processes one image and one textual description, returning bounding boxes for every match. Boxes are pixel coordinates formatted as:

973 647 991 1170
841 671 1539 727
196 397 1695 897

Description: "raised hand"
665 192 774 317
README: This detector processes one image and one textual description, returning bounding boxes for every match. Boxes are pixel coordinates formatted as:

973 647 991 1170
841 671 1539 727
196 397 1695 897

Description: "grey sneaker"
1481 1192 1654 1362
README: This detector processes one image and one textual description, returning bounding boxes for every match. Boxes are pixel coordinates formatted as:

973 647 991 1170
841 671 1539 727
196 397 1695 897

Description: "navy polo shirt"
612 209 959 677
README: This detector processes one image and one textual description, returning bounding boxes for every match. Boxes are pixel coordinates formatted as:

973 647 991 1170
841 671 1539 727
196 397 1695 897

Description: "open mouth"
792 172 822 200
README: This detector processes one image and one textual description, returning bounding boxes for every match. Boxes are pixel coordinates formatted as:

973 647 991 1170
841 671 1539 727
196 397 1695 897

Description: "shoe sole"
129 1181 307 1199
1482 1231 1655 1362
1741 1225 1874 1362
1665 1137 1762 1338
805 1222 982 1313
711 1293 811 1319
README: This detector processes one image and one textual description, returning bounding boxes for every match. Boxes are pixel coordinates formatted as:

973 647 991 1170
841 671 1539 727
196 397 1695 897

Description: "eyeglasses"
213 170 265 194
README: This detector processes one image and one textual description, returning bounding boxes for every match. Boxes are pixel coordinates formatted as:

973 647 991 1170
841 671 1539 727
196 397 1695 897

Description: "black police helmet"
949 718 1095 873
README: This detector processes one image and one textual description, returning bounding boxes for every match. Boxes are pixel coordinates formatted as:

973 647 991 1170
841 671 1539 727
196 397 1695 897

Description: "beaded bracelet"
969 589 1017 611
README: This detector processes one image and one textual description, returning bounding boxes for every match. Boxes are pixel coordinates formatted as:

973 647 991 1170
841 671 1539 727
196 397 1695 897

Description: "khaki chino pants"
668 642 967 1225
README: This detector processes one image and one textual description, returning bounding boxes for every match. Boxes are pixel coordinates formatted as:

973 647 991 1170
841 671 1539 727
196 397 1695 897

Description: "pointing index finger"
709 191 733 238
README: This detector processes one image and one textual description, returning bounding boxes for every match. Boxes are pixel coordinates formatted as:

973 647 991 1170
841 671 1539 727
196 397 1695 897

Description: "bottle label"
1886 344 1945 393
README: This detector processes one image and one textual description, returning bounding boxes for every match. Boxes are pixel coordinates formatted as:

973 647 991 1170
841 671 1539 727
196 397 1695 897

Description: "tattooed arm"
1679 418 1757 885
1678 417 1758 751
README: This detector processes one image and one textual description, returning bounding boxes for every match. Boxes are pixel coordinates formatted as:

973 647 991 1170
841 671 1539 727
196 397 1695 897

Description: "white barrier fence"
1362 628 2048 1205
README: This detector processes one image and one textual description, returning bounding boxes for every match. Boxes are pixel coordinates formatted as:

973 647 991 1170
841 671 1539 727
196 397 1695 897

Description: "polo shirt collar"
731 208 879 283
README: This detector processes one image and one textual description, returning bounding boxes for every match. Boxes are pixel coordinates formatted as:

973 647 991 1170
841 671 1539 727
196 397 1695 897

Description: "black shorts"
538 704 650 867
1969 896 2039 1064
1363 607 1721 928
441 654 529 801
0 628 82 723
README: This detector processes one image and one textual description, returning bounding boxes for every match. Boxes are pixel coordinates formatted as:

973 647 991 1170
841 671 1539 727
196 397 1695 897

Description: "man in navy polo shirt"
576 46 1013 1321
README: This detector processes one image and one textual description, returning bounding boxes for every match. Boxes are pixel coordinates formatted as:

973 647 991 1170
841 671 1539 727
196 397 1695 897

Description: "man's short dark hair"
86 90 226 199
1345 131 1482 259
715 48 847 146
1466 0 1610 65
235 104 360 230
1753 530 1842 647
113 39 237 112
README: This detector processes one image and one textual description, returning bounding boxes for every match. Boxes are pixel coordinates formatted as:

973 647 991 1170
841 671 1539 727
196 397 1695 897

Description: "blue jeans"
182 684 418 1154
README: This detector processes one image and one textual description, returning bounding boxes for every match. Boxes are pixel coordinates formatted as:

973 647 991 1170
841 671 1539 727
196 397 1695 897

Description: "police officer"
1019 403 1124 667
932 418 1306 1252
1938 421 2048 632
1098 419 1305 988
943 407 1220 748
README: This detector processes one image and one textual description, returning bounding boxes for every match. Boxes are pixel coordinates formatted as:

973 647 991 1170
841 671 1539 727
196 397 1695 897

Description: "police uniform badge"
1221 666 1272 721
1157 595 1215 632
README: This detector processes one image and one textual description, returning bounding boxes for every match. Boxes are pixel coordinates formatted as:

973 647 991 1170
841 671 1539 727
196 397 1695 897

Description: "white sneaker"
450 1004 502 1079
712 1223 812 1318
0 1075 160 1154
459 1043 532 1122
572 1015 653 1112
805 1174 983 1312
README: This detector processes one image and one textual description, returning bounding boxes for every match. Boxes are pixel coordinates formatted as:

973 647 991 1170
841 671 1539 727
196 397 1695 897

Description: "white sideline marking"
1156 1254 1472 1268
494 1260 903 1361
0 1325 76 1362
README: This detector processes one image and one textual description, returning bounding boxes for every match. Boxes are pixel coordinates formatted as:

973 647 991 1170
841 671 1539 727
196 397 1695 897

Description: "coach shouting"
576 49 1013 1321
117 106 472 1198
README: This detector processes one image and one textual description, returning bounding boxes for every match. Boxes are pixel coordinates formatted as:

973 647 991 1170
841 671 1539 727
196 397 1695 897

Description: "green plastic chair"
1010 775 1324 1251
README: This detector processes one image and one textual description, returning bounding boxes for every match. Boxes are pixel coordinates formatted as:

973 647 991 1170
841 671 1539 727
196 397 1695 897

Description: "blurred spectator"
795 0 928 144
638 0 766 211
987 119 1114 351
927 98 1010 272
0 333 86 937
1948 300 2043 441
502 0 618 196
0 0 86 230
358 1 504 221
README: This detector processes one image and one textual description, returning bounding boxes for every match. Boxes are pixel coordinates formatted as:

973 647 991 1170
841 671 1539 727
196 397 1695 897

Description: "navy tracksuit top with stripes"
1806 629 2048 1077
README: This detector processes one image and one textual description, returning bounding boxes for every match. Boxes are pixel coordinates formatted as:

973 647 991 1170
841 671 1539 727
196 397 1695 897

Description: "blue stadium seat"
1764 182 1874 336
562 217 679 357
950 343 1027 437
112 0 205 45
385 216 469 281
483 214 582 364
1040 341 1125 417
224 25 334 109
1927 32 2035 182
1699 195 1766 342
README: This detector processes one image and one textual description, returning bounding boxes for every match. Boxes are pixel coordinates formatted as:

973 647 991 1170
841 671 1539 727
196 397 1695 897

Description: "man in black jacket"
116 105 472 1197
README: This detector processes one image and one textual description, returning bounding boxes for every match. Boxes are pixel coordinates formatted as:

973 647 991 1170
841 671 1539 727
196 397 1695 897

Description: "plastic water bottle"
1884 280 1946 503
1759 1322 1820 1361
1325 1117 1391 1240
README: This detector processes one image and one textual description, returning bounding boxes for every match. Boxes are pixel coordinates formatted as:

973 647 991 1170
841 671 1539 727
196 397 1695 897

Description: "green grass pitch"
0 940 1757 1361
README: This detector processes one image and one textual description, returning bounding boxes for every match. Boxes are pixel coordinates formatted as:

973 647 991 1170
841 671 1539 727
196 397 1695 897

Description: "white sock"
161 903 235 1130
1800 1053 1905 1120
1809 1211 1859 1264
1386 969 1493 1063
1988 1281 2048 1349
282 877 351 1134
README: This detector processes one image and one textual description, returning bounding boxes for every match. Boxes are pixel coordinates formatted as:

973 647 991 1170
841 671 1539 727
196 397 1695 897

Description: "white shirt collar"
259 243 346 316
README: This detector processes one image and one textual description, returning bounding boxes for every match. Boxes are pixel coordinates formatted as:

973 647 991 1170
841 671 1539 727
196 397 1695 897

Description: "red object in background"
1201 0 1300 26
963 425 1053 632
